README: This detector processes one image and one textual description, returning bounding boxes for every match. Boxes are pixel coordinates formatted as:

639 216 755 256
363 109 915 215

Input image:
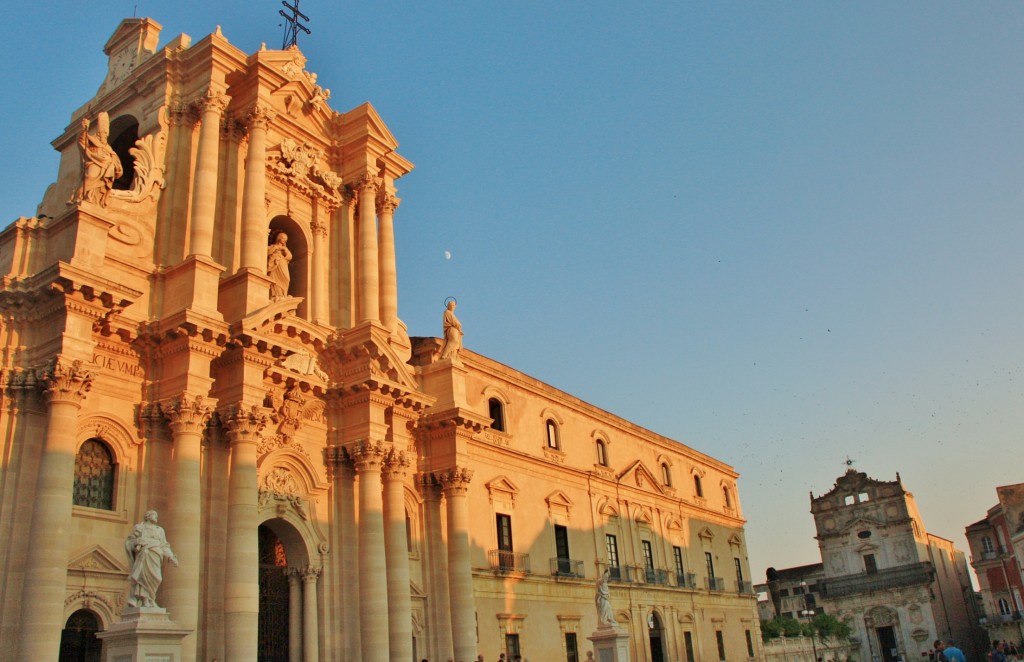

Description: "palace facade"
0 17 760 662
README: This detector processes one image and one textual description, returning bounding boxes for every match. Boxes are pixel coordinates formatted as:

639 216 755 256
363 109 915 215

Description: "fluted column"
439 467 475 662
223 404 269 661
240 104 275 269
18 360 93 661
188 89 231 257
302 565 321 662
383 449 412 662
288 569 302 662
353 441 389 662
356 175 380 322
162 393 216 662
310 218 328 322
419 474 453 660
377 193 400 333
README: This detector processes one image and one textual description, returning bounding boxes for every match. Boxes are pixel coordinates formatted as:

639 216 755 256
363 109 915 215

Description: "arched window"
545 419 560 450
58 608 102 662
488 398 505 432
661 463 672 487
109 115 139 191
73 439 115 510
723 486 732 508
693 474 703 498
596 439 608 467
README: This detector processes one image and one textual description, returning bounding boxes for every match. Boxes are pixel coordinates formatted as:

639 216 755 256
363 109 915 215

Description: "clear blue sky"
4 2 1023 581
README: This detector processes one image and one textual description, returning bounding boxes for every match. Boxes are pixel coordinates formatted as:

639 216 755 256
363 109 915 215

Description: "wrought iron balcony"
706 576 725 591
550 557 584 578
644 568 670 586
488 550 530 574
676 572 697 589
607 565 635 583
819 562 933 599
737 580 755 594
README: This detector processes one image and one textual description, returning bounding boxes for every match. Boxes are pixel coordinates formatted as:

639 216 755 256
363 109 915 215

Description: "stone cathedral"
0 17 761 662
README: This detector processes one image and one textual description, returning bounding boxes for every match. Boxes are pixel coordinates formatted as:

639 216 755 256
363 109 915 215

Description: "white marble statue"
439 299 463 361
125 510 178 609
595 568 615 628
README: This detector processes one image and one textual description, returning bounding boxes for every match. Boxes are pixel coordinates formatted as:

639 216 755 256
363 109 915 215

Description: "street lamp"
801 608 819 662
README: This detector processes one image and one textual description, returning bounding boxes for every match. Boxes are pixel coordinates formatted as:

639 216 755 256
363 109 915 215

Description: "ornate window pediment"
486 476 520 507
546 490 574 520
616 461 665 495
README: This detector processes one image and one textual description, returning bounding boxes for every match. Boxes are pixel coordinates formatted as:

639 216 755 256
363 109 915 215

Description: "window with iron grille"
73 439 115 510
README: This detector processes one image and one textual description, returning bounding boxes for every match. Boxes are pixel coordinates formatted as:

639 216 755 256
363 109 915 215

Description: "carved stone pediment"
68 545 128 577
485 476 520 507
616 460 665 495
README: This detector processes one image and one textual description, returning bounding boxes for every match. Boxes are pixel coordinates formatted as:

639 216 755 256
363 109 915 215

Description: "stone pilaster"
222 404 269 662
188 89 231 258
383 447 412 662
438 466 476 662
356 175 380 323
18 360 93 661
352 440 388 662
162 392 216 662
240 104 275 270
376 193 400 333
301 565 321 662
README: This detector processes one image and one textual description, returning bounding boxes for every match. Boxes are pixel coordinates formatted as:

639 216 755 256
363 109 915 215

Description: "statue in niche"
78 111 123 206
267 232 293 300
439 299 463 362
595 568 616 629
125 510 178 609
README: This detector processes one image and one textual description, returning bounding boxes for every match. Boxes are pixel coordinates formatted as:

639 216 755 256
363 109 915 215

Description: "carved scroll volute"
41 359 94 407
163 393 216 436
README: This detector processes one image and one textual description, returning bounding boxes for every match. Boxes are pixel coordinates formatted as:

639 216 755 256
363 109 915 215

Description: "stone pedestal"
588 627 632 662
97 607 191 662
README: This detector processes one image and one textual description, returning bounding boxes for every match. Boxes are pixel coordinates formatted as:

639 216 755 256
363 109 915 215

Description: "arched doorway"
648 611 665 662
58 609 102 662
259 524 290 662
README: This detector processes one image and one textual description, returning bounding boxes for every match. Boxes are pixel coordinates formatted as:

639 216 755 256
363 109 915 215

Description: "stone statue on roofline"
439 298 463 363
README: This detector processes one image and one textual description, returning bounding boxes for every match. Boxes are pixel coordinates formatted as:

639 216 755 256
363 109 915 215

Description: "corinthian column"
189 89 231 258
439 467 475 662
18 360 93 661
162 393 216 662
352 441 388 662
240 104 275 269
302 565 321 662
383 449 412 662
356 175 380 323
223 404 269 661
377 193 400 333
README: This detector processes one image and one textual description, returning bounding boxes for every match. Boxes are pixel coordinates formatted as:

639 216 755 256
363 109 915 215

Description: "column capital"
310 218 328 238
382 448 410 481
245 103 277 130
376 193 400 215
300 565 322 583
163 393 216 435
350 439 387 473
354 173 381 196
416 472 442 501
324 445 355 480
40 359 94 407
437 466 473 497
222 403 270 444
192 87 231 115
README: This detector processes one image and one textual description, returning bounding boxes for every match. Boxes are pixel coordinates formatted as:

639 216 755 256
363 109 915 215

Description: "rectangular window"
496 513 513 570
555 524 571 574
673 546 685 576
745 629 754 658
642 540 655 581
864 553 878 574
546 420 559 448
734 557 744 590
505 634 520 660
705 551 715 579
779 588 789 597
606 534 620 580
565 632 579 662
716 630 726 661
684 632 694 662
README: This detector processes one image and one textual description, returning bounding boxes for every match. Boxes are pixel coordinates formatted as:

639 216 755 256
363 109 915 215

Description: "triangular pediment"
841 516 883 533
597 497 620 518
545 490 574 509
68 545 128 576
616 460 665 495
697 526 715 542
486 476 520 505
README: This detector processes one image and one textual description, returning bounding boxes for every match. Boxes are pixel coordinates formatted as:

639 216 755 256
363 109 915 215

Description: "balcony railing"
737 580 755 594
706 576 725 591
644 568 670 586
608 565 635 583
550 557 585 578
676 572 697 589
488 550 530 574
819 562 933 599
980 612 1024 625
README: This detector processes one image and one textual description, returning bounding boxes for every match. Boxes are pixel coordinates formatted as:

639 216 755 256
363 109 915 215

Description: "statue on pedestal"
439 298 463 362
596 568 615 629
78 111 123 206
267 232 293 300
125 510 178 609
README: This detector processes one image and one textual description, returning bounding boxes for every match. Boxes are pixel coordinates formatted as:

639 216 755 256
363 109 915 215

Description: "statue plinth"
588 626 632 662
97 607 191 662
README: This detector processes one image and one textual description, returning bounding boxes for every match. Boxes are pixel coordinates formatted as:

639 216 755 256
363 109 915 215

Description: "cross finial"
279 0 311 49
843 456 856 471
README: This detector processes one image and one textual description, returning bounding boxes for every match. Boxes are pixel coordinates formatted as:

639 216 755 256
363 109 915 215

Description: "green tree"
809 613 852 642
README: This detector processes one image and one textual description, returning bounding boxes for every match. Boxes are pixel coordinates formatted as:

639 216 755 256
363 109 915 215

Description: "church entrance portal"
259 524 291 662
58 609 102 662
648 612 665 662
876 626 898 662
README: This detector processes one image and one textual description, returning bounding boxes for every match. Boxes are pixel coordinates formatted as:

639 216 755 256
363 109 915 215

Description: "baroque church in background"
0 17 760 662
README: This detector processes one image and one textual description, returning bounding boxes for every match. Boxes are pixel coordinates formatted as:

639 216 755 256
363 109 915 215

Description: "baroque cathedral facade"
0 17 760 662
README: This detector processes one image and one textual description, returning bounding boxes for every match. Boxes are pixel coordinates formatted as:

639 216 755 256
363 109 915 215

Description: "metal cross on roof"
279 0 311 49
